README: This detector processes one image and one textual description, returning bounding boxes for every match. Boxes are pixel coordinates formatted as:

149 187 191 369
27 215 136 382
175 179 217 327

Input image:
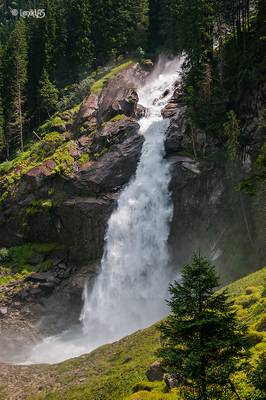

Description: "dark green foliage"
250 353 266 400
158 255 249 399
39 69 59 118
66 0 94 74
0 0 265 162
3 19 28 155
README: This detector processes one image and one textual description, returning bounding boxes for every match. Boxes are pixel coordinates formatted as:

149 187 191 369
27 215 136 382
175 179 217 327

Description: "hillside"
0 266 265 400
0 2 265 399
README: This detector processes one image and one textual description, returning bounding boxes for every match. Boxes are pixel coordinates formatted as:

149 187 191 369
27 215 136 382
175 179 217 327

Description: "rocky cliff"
0 60 265 353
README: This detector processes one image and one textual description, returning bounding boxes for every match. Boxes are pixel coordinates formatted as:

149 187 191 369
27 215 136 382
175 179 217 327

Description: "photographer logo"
9 7 45 19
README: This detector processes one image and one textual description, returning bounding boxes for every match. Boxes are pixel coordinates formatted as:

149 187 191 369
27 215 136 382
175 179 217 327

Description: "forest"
0 1 265 399
0 0 265 162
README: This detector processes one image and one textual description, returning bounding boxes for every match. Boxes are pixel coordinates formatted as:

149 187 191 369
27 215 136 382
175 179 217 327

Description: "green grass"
12 266 263 400
91 60 134 94
0 267 30 285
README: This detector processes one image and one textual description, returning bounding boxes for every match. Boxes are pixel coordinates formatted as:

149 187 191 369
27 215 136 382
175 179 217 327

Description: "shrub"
0 248 10 263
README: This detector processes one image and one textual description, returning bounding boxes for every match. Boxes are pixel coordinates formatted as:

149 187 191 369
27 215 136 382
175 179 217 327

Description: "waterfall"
80 58 182 346
23 57 183 364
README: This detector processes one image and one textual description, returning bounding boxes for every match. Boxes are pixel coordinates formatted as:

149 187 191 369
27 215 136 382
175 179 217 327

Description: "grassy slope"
0 267 265 400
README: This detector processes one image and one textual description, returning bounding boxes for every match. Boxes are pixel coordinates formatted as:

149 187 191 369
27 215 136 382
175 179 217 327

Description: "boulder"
25 272 57 284
98 86 139 123
90 118 140 156
135 104 146 119
161 103 179 118
146 361 164 382
74 133 144 194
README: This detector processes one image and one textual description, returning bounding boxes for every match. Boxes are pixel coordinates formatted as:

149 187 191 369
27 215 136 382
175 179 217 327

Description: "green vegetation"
78 152 90 165
90 61 134 94
26 199 54 215
110 114 127 122
0 243 59 274
11 267 264 400
0 243 61 292
158 255 249 400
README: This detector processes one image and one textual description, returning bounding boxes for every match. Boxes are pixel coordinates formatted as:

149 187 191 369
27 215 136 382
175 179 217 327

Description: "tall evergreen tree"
158 254 249 400
0 46 5 154
38 68 58 118
4 19 28 155
43 0 57 79
66 0 94 76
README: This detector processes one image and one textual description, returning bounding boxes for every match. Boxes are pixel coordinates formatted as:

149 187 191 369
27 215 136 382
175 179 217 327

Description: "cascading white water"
21 57 182 364
80 57 182 345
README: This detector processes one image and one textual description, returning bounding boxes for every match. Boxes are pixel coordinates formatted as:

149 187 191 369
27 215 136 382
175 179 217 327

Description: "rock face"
164 84 266 282
0 63 147 340
73 93 99 136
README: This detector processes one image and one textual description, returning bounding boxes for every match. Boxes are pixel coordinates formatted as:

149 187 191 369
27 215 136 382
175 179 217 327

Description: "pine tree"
0 45 5 154
66 0 94 76
38 68 58 118
43 0 57 79
4 19 28 155
158 254 249 400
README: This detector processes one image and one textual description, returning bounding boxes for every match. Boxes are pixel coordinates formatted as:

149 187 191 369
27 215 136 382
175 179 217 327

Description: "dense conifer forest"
0 1 265 399
0 0 265 165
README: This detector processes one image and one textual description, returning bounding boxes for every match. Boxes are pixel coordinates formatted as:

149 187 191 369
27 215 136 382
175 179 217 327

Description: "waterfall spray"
23 57 183 364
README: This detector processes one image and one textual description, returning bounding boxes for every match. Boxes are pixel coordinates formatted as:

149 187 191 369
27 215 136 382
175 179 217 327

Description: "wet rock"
161 103 179 118
146 361 164 382
136 104 146 119
140 59 154 72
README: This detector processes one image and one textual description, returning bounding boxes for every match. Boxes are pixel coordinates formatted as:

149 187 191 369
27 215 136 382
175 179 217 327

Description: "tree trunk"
17 63 24 152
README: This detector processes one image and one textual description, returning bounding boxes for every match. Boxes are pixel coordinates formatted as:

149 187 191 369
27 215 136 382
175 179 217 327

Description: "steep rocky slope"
0 58 265 357
0 266 265 400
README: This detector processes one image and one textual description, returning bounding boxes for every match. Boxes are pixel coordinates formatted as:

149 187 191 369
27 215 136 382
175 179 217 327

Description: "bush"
0 247 10 263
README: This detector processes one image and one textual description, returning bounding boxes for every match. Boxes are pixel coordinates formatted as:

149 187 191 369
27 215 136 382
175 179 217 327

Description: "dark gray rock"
73 93 99 137
73 133 144 194
146 361 164 382
90 118 140 157
98 86 139 123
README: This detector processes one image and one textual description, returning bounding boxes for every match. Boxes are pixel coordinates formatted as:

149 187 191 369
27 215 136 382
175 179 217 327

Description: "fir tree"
158 254 249 400
67 0 94 76
4 19 28 155
38 68 58 118
0 45 5 153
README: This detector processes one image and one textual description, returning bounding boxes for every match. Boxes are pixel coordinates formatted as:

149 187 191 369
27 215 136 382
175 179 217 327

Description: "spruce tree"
66 0 94 76
4 19 28 155
38 68 58 118
0 45 5 154
158 254 249 400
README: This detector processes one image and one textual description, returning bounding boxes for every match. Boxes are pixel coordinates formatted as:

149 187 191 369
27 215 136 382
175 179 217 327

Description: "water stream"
23 57 182 364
